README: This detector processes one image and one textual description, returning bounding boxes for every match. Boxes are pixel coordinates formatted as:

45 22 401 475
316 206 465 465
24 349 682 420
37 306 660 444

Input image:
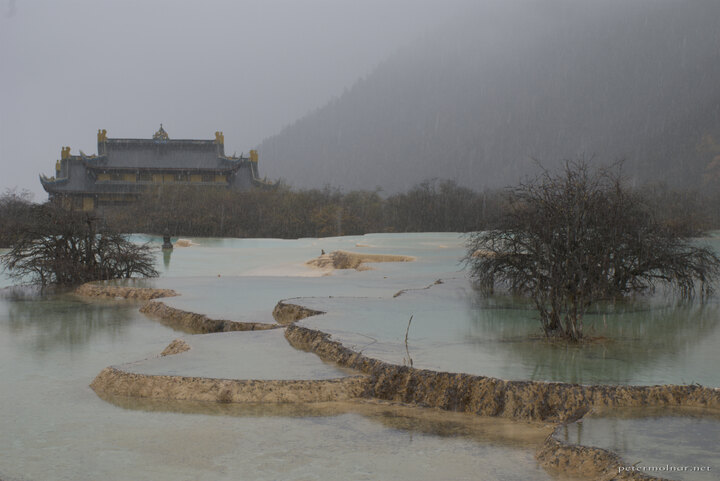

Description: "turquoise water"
135 232 465 279
123 329 353 380
2 232 719 480
294 279 720 385
560 408 720 481
0 234 566 481
130 232 720 386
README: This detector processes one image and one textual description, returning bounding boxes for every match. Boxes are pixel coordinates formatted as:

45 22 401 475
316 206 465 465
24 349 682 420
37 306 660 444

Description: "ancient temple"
40 126 269 211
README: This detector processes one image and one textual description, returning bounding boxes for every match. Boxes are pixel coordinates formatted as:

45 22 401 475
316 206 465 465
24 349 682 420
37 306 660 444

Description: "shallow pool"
293 278 720 385
560 407 720 481
2 232 718 480
0 234 571 481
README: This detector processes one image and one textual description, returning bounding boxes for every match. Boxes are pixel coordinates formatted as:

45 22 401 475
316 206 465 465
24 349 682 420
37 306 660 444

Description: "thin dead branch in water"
403 315 414 367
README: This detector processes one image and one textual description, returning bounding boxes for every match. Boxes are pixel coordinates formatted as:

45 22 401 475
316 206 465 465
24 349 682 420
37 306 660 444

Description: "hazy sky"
0 0 465 199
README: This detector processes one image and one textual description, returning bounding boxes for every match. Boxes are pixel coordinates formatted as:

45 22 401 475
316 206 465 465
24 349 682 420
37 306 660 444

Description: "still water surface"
2 233 719 480
0 234 564 481
132 233 720 386
561 408 720 481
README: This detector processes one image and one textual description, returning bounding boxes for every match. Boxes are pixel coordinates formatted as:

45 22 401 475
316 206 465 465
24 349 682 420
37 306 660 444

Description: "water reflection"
162 248 173 271
121 329 353 380
466 290 720 385
96 393 551 450
0 234 570 481
562 407 720 481
467 291 720 340
296 279 720 385
1 289 139 353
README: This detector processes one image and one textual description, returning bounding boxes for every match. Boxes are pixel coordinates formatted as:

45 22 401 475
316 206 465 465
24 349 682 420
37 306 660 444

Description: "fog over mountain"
0 0 459 199
258 0 720 192
3 0 720 198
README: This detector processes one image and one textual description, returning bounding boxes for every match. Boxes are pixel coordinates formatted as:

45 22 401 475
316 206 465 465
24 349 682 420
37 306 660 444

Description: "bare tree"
465 161 720 342
0 188 34 248
1 204 157 286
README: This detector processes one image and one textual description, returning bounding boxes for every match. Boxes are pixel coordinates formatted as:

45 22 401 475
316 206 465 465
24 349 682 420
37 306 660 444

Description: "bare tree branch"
1 204 158 286
465 160 720 342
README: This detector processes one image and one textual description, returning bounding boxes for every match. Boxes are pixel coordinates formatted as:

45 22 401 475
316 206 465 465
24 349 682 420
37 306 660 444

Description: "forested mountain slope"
258 0 720 192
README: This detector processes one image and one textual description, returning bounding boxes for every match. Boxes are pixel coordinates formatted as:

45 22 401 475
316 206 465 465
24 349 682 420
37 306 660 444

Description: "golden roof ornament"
153 124 169 141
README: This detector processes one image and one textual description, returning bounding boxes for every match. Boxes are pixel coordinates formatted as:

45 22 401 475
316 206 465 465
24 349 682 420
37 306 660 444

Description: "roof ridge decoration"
153 124 170 142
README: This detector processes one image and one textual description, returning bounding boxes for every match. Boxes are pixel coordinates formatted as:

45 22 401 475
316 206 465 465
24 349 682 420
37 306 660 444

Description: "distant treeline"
101 180 503 239
1 180 719 246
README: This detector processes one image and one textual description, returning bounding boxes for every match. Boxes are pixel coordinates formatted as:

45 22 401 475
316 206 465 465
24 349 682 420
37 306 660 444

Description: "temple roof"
40 128 267 196
152 124 169 140
95 139 234 170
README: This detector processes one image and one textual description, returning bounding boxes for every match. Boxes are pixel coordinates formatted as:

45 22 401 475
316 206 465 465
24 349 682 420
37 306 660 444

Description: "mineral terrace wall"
91 367 368 404
283 324 720 422
140 301 279 333
82 281 716 481
75 283 178 300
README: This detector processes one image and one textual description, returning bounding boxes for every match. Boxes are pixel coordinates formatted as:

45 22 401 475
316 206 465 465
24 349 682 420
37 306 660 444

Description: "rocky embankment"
306 250 415 273
85 280 712 481
272 300 326 325
140 301 279 334
276 299 715 481
91 366 367 404
536 425 671 481
160 339 191 356
75 282 278 333
283 324 720 422
75 283 178 300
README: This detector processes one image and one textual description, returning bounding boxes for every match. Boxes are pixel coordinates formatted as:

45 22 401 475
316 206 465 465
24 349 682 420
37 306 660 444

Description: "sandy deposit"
173 238 197 247
140 301 279 334
272 300 326 325
161 339 191 356
84 275 715 481
277 304 716 480
306 250 415 274
90 367 368 403
536 425 669 481
283 323 720 422
75 283 178 300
